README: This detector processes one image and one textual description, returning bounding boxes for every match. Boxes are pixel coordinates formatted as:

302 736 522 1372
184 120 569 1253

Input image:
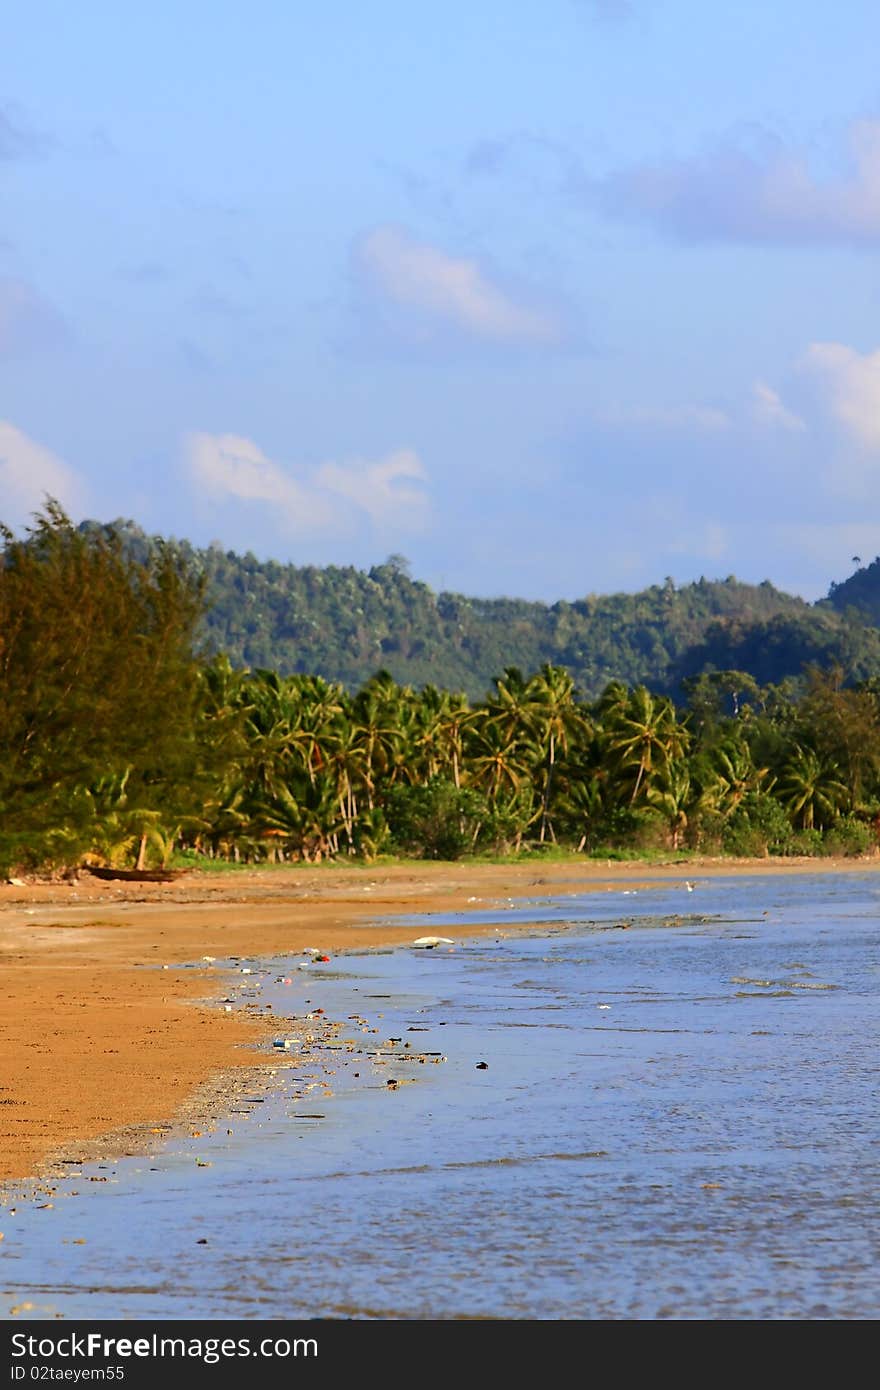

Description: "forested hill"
824 555 880 625
79 520 880 698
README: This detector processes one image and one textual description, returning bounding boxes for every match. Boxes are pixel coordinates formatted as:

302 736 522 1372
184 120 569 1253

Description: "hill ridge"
77 518 880 698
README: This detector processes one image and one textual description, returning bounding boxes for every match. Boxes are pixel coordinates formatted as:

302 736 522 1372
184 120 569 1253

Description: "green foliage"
386 777 488 859
0 504 204 872
783 828 825 857
822 816 875 857
722 793 792 857
6 511 880 873
77 520 880 700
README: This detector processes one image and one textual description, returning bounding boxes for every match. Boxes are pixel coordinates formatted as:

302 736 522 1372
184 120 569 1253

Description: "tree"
777 746 847 831
647 760 693 850
527 664 588 842
601 685 690 805
0 502 204 870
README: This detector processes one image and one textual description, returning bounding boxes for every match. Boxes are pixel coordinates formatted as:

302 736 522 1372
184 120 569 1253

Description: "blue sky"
4 1 880 601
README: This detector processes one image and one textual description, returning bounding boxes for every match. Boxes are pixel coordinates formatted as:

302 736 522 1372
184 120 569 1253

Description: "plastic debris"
412 936 454 948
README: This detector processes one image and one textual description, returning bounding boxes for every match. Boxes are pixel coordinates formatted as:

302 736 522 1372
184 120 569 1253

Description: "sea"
1 871 878 1320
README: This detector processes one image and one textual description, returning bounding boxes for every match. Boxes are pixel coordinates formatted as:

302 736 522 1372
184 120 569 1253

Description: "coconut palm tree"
466 712 532 802
351 678 403 809
527 664 589 842
647 760 693 850
777 745 848 831
602 685 690 805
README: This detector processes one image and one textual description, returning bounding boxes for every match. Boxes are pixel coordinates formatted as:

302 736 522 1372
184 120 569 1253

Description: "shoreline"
2 854 877 1185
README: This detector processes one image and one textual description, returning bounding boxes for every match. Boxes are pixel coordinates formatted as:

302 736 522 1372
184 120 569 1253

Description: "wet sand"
1 855 876 1184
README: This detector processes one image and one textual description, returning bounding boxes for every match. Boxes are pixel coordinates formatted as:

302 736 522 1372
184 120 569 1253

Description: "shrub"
783 828 824 857
822 816 875 857
722 792 792 857
385 777 489 859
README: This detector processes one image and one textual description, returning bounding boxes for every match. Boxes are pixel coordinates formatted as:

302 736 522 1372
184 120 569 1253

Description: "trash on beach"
239 967 253 975
412 936 454 948
273 1037 295 1050
202 955 216 962
597 1004 611 1010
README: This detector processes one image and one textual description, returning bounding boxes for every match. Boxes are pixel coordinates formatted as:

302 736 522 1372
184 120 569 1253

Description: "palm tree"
289 674 344 785
351 678 403 809
561 774 610 853
466 712 532 802
777 745 847 831
602 685 690 805
527 664 589 842
433 690 474 790
647 760 693 850
487 667 539 744
702 740 770 819
323 717 368 850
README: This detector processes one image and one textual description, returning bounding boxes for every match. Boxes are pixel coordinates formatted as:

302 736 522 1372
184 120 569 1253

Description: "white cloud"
600 118 880 245
0 421 82 523
186 433 429 537
356 224 561 345
752 382 806 433
801 342 880 449
316 450 428 528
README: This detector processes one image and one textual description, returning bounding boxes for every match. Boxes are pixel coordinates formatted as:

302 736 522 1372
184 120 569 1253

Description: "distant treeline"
78 519 880 701
3 506 880 873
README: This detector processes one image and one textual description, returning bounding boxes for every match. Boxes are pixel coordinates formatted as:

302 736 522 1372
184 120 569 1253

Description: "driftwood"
83 865 186 883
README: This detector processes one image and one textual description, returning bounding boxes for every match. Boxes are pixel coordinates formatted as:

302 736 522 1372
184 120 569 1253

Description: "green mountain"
824 554 880 625
78 520 880 698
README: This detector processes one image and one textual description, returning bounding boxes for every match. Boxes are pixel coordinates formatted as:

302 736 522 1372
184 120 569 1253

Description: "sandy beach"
1 854 876 1185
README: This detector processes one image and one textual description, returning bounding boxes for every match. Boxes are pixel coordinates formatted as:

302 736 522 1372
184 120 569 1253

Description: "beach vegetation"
4 505 880 873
